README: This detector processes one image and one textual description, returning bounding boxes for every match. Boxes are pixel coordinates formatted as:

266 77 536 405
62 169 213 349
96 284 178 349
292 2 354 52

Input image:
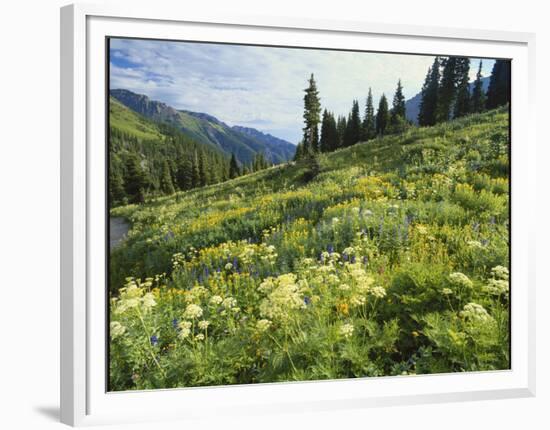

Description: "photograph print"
107 37 511 391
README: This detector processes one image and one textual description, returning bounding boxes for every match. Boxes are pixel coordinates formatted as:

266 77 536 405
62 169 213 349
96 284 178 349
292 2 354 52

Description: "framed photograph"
60 3 536 426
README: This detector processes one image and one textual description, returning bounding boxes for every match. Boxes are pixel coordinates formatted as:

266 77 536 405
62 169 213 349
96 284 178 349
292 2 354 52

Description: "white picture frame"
60 3 536 426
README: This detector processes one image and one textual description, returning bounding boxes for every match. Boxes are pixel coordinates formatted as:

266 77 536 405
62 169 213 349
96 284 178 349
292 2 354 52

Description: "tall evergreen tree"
319 109 331 152
229 153 240 179
302 74 321 154
471 60 487 113
191 151 200 188
486 59 511 109
176 156 193 190
109 168 125 206
198 150 209 186
361 88 376 141
390 79 406 124
336 115 347 148
344 100 362 146
293 142 304 161
437 57 459 122
418 57 441 126
453 58 471 118
320 110 339 152
159 160 175 195
124 154 148 204
376 94 390 136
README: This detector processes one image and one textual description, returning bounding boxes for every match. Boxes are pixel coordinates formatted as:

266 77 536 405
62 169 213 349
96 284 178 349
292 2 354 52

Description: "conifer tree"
453 58 471 118
486 59 511 109
327 112 339 151
418 57 440 126
437 57 459 122
376 94 390 136
109 168 125 206
198 150 208 186
471 60 487 113
229 153 240 179
293 142 304 161
302 74 321 154
390 79 406 125
160 160 175 195
176 156 193 190
344 100 361 146
361 88 376 141
336 115 347 148
124 154 148 204
319 109 331 152
191 151 200 188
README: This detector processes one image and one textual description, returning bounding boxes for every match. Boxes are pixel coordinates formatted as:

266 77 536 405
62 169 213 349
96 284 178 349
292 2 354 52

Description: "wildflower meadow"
109 107 510 391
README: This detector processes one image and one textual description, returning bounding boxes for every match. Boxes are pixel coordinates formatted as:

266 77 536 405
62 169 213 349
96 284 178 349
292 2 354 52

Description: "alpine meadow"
108 39 511 391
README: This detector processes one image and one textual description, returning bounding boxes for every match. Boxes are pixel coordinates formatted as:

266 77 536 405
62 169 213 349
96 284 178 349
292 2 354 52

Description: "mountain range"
110 89 296 165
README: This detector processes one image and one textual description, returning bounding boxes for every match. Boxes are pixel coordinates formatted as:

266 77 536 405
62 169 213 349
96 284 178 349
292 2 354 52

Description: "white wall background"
0 0 546 428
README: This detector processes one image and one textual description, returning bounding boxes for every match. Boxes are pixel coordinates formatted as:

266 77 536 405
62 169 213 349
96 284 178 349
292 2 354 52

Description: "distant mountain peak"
110 88 296 164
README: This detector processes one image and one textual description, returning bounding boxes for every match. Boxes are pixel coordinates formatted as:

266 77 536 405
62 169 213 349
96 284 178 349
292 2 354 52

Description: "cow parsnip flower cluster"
113 279 157 314
339 323 355 338
449 272 474 290
258 273 306 321
460 303 494 323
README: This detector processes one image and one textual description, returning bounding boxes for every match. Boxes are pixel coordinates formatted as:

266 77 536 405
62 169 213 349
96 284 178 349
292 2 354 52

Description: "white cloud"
109 39 495 143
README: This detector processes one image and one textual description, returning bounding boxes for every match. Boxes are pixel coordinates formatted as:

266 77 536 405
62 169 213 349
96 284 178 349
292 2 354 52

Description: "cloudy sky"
110 38 494 144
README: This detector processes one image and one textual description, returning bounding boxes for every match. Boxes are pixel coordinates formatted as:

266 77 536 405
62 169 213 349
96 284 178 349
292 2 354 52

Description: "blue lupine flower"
233 257 238 268
204 267 209 277
343 253 348 261
351 255 356 264
216 267 221 273
328 244 334 254
150 335 159 346
304 296 311 306
172 318 178 329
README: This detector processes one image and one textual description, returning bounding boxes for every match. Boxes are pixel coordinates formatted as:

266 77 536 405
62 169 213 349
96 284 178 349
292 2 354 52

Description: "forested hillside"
109 97 275 206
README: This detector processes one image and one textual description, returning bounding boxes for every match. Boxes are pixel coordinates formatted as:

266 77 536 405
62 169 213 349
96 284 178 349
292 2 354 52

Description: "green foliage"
437 57 459 122
418 57 440 126
343 100 362 147
229 153 240 179
390 79 406 125
486 60 511 109
319 109 339 152
471 60 487 113
376 94 390 136
302 74 321 153
453 58 471 118
109 107 510 390
361 88 376 141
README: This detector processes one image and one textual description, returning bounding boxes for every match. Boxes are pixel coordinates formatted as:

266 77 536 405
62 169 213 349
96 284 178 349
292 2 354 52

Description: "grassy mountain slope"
110 107 509 390
109 97 166 141
111 89 296 165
